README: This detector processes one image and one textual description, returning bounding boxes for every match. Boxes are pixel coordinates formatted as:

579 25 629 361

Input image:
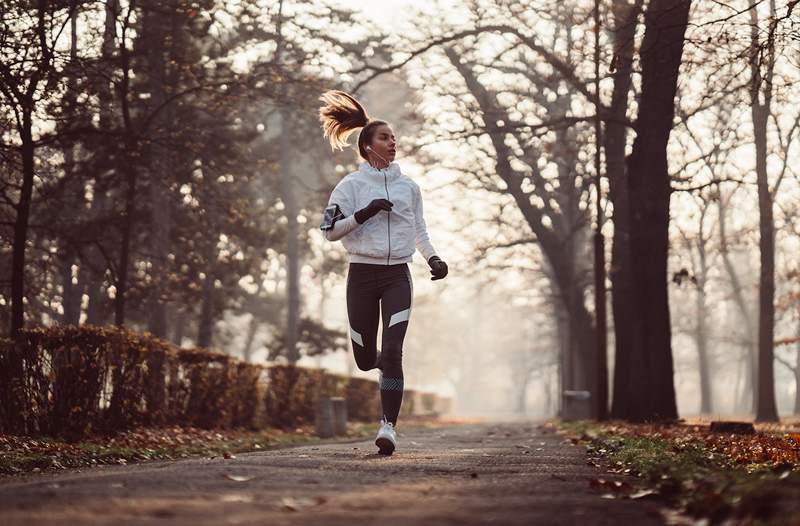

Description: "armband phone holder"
319 203 345 231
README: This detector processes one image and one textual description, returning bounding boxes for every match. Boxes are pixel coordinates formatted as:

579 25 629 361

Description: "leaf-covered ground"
0 416 467 477
0 425 353 476
553 419 800 525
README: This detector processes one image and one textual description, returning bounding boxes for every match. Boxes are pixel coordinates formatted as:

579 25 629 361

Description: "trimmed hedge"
0 325 449 439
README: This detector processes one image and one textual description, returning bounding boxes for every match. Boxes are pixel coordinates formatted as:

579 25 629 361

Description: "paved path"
0 422 665 525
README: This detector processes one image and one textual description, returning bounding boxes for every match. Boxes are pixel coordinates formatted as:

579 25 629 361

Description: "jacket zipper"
383 169 391 264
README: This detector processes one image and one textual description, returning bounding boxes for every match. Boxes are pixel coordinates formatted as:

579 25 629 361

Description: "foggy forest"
2 0 800 425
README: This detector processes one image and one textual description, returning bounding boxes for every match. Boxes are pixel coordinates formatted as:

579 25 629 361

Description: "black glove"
428 255 448 281
354 198 393 224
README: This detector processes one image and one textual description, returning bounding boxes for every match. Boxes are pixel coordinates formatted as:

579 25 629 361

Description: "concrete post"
330 397 347 435
314 397 334 438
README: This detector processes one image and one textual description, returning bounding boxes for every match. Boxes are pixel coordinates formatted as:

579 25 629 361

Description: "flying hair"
318 90 370 152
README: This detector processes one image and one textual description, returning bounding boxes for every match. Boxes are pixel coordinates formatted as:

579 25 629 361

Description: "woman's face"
367 124 396 166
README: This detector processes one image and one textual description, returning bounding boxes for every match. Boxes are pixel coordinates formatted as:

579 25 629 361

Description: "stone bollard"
314 397 334 438
330 397 348 436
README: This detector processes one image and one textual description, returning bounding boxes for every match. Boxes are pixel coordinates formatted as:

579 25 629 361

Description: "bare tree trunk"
197 272 215 348
114 2 140 327
82 0 119 325
275 0 300 363
544 372 553 416
444 45 596 414
143 2 172 338
242 315 260 363
172 308 186 346
611 0 689 422
592 0 608 422
280 108 300 363
695 256 713 414
60 13 83 327
8 2 57 335
61 256 82 325
197 197 218 348
749 0 779 422
554 294 571 416
717 190 757 413
795 320 800 415
11 113 35 335
514 369 530 415
606 0 642 419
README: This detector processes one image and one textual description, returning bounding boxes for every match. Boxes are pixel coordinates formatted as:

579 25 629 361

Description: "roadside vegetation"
553 420 800 525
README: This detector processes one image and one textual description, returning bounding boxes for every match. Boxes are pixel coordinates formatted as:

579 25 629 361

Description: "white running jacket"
323 161 438 265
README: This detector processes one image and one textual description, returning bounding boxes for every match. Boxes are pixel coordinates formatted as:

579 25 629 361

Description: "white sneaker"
375 417 397 455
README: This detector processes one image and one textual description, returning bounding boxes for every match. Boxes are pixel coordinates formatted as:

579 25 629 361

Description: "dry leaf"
224 473 254 482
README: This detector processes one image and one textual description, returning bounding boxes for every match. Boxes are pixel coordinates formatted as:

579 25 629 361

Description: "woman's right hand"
354 198 393 224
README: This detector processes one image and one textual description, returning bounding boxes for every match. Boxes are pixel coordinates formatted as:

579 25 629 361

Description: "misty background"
1 0 799 421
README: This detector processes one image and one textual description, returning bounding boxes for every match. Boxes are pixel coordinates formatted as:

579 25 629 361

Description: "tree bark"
592 0 608 422
172 308 186 346
242 315 260 363
197 196 218 348
280 108 300 363
82 0 119 325
275 0 300 364
113 1 140 327
197 271 215 348
11 113 35 335
795 320 800 415
605 0 642 419
717 190 757 413
143 2 173 338
694 232 713 414
610 0 689 422
749 0 779 422
60 12 83 327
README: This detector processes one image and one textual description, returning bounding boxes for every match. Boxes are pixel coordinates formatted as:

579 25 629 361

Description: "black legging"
346 262 413 425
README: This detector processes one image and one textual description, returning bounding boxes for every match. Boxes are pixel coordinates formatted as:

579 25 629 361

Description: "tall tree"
610 0 690 422
1 1 80 335
749 0 780 421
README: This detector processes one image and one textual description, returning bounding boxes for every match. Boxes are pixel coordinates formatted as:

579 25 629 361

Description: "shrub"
0 325 448 439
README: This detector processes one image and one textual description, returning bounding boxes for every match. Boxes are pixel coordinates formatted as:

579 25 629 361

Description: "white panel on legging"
350 327 363 347
387 308 410 328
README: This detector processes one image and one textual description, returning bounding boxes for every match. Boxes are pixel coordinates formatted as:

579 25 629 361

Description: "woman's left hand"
428 256 448 281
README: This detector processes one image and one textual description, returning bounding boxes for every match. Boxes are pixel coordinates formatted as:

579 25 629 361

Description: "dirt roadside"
0 421 666 525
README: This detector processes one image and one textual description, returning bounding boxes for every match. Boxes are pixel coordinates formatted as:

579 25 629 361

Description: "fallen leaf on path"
629 489 658 500
224 474 255 482
280 496 319 511
220 494 254 503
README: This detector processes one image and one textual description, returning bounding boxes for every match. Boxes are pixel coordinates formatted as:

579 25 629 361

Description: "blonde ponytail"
318 90 370 151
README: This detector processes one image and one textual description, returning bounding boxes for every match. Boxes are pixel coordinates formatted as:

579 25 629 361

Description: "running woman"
317 90 448 455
